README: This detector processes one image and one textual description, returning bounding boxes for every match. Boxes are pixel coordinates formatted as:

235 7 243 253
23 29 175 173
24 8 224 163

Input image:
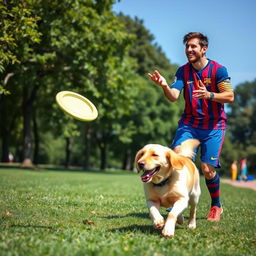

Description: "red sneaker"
207 206 223 222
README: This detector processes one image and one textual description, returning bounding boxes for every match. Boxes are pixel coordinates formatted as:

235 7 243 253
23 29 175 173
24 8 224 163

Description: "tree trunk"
65 137 71 168
83 125 92 170
100 143 108 170
1 128 9 162
122 148 132 170
21 83 39 168
0 96 10 162
33 109 39 165
21 99 33 167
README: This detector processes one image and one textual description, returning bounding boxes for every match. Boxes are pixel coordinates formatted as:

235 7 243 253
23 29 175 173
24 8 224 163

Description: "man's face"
185 38 207 63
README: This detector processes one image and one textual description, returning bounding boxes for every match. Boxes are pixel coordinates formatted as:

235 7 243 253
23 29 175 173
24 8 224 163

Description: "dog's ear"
134 149 143 172
166 150 185 170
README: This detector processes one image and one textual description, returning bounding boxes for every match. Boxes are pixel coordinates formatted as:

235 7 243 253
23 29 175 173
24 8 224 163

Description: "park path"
221 179 256 191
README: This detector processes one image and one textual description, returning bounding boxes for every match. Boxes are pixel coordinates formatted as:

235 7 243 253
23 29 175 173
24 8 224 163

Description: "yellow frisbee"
56 91 98 121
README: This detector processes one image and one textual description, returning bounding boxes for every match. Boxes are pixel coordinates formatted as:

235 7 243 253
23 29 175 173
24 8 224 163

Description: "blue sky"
113 0 256 87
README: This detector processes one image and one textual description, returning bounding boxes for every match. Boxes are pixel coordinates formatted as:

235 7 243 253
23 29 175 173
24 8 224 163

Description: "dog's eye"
152 153 159 157
138 152 144 158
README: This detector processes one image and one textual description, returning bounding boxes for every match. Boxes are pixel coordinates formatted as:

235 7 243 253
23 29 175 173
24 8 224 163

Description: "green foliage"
0 168 255 255
0 0 41 93
114 14 182 161
219 131 239 175
0 0 139 168
227 79 256 172
0 85 10 95
38 132 65 165
117 14 178 77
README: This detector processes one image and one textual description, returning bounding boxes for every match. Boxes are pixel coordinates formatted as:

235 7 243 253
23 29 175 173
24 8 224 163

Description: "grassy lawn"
0 168 255 256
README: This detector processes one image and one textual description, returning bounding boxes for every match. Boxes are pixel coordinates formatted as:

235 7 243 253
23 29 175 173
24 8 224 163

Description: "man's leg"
199 128 225 222
201 163 223 221
171 124 197 151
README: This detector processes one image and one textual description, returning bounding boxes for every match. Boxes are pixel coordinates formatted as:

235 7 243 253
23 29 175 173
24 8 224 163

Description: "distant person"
230 160 238 181
148 32 234 222
240 158 248 181
8 153 14 163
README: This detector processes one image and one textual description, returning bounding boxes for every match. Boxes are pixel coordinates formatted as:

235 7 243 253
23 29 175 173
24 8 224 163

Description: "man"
148 32 234 221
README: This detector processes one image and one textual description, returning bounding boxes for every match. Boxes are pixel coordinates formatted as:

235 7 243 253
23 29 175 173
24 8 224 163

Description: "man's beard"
187 54 201 63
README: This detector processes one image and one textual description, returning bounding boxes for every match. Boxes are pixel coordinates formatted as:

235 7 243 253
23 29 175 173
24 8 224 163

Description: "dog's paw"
188 221 196 229
162 227 174 238
177 214 184 225
153 217 165 229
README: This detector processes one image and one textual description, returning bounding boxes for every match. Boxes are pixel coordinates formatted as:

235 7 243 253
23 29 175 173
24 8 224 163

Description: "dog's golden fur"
135 139 201 238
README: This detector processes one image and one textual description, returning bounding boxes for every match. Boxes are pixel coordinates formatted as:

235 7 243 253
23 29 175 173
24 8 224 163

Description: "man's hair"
183 32 208 47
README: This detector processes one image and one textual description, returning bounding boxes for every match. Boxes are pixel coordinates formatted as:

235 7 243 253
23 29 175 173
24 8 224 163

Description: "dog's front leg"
147 200 164 229
162 198 188 238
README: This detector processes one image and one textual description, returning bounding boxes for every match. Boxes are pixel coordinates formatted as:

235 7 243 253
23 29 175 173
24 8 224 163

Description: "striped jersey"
171 59 231 130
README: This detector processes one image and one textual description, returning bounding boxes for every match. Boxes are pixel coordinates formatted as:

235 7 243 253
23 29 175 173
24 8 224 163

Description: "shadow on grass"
109 223 185 236
103 212 204 236
9 224 62 232
101 212 149 219
109 224 159 235
102 212 206 221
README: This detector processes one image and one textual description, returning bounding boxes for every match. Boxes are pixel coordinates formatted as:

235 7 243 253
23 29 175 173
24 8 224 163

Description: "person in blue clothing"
148 32 234 221
240 158 248 181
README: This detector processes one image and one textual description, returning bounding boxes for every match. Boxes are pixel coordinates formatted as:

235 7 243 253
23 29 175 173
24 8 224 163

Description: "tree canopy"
0 0 255 176
226 79 256 172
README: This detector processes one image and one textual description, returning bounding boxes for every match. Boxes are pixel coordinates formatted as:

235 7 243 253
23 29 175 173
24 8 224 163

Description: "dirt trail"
221 179 256 191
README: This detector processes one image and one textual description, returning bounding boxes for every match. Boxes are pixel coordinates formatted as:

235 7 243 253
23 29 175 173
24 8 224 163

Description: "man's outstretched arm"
148 70 180 102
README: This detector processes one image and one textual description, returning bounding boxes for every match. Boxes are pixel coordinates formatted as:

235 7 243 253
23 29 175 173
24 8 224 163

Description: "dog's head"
135 144 185 184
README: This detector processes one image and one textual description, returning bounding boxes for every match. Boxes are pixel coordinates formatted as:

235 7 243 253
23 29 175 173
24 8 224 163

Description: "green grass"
0 168 255 256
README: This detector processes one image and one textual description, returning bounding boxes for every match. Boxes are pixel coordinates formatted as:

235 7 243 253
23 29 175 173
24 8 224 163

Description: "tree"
0 0 41 162
1 0 137 169
1 1 186 171
0 0 41 92
228 79 256 173
114 14 182 170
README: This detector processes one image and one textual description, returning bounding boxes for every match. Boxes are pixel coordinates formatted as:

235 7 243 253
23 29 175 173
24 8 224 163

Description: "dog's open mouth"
141 166 160 182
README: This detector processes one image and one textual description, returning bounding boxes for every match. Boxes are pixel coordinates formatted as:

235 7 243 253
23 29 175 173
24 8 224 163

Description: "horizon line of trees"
1 0 256 176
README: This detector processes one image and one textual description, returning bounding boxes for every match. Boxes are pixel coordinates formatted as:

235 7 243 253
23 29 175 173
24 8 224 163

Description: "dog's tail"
178 139 200 159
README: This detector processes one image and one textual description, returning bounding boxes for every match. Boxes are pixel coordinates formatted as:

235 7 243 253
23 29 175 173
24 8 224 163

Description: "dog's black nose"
138 162 145 170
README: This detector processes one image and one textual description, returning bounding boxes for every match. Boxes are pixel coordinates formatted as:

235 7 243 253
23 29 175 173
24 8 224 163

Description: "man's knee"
173 145 181 154
201 162 216 179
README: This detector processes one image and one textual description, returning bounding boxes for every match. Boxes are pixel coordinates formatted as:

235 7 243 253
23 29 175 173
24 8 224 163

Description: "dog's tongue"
141 170 156 182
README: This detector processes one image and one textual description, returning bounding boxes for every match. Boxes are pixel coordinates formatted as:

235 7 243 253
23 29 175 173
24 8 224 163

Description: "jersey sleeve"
216 66 233 92
216 66 230 84
170 67 185 91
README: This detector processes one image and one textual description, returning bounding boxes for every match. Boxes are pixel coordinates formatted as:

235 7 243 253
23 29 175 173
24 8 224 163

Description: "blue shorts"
171 124 226 168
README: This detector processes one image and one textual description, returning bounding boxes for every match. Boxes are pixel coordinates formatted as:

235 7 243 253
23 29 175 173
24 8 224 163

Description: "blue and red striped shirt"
171 59 230 130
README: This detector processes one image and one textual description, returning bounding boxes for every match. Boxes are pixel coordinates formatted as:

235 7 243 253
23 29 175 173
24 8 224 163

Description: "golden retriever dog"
135 139 200 238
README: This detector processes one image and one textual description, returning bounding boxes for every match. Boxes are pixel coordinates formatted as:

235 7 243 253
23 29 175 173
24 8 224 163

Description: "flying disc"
56 91 98 121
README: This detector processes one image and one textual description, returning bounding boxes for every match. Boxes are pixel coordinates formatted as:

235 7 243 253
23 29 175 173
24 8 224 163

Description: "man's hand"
148 70 168 88
148 70 180 102
192 80 211 99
